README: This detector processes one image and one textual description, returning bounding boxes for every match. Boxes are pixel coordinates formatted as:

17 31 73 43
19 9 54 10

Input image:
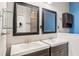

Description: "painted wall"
69 3 79 55
0 2 7 56
69 2 79 34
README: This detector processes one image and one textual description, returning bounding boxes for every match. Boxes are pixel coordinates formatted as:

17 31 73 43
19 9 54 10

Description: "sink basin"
11 41 49 56
42 38 68 47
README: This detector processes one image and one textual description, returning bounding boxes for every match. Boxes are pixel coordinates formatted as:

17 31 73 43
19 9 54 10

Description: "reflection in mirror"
42 8 57 33
13 2 39 36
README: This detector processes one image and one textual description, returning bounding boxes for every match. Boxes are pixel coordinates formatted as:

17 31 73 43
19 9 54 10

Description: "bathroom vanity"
10 41 50 56
11 38 68 56
42 38 68 56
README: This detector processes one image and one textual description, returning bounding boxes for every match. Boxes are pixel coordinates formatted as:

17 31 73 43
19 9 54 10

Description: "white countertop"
42 38 68 47
11 41 50 56
10 33 69 56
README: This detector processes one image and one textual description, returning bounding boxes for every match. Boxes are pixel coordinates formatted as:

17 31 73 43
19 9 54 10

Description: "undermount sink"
11 41 49 56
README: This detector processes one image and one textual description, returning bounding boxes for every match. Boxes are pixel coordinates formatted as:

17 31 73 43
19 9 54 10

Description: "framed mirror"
13 2 39 36
42 8 57 34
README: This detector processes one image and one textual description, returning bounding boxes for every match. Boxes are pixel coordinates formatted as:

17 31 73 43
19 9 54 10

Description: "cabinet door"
62 13 73 28
51 43 68 56
23 48 50 56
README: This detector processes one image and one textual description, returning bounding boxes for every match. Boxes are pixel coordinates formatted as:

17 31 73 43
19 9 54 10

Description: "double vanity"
11 2 69 56
11 38 68 56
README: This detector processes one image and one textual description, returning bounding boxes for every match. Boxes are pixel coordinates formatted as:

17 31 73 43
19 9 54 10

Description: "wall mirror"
42 8 57 34
13 2 39 36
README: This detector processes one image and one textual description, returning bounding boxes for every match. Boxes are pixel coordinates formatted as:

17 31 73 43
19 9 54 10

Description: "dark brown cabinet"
50 43 68 56
62 13 73 28
23 48 50 56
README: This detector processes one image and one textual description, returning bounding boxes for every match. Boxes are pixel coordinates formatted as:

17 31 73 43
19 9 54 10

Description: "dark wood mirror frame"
13 2 39 36
42 8 57 34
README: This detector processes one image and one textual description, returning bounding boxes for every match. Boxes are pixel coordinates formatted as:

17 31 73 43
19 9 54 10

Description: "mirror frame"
42 8 57 34
13 2 39 36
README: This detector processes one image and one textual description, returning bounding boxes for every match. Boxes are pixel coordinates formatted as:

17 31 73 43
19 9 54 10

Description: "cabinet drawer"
23 48 49 56
51 43 68 56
